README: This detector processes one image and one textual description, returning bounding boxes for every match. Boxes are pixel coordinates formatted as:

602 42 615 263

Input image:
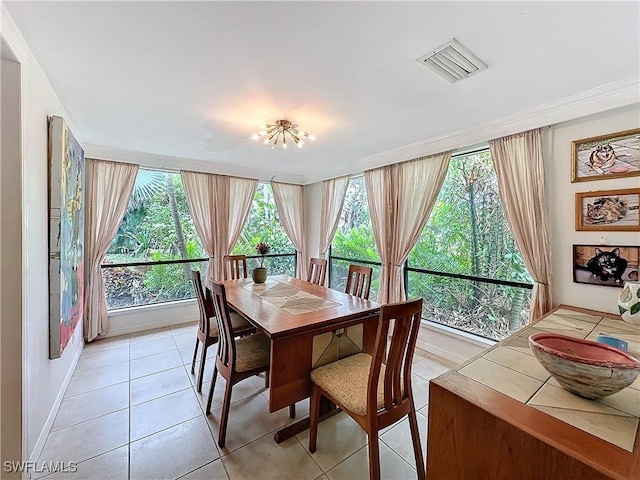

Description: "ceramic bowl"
528 333 640 399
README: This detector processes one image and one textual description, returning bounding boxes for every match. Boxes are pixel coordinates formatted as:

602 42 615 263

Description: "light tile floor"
35 324 458 480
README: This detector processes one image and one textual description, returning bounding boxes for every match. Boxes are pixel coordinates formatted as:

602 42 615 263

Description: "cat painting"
584 196 639 225
589 144 617 174
586 247 628 285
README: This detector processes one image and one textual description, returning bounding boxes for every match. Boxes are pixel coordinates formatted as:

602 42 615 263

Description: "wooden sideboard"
426 305 639 480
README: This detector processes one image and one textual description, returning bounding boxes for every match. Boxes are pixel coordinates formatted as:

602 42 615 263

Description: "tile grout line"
50 405 130 434
49 329 436 480
292 430 326 474
128 338 132 480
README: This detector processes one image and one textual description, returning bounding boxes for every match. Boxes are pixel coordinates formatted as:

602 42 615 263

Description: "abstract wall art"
48 116 85 359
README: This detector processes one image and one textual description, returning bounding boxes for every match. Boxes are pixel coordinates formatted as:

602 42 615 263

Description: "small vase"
252 267 267 284
618 281 640 326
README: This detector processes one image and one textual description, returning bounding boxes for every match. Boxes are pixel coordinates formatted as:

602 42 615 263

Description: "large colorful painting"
48 116 85 359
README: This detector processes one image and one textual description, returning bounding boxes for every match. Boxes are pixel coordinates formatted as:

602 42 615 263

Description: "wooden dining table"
216 274 380 442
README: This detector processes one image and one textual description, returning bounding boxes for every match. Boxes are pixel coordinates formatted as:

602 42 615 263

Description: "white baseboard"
416 321 494 365
28 340 84 466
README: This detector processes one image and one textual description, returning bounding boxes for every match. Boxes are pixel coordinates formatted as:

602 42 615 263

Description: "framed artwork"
571 128 640 182
573 245 639 288
575 187 640 231
48 116 85 359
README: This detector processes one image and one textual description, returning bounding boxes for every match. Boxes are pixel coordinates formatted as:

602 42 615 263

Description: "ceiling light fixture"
250 120 315 150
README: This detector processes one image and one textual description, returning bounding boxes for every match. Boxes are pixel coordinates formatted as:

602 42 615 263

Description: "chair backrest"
307 257 327 286
345 264 373 300
223 255 248 280
367 298 423 417
191 270 213 337
209 281 237 370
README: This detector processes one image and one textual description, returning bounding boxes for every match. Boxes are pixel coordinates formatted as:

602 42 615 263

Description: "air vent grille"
416 38 487 84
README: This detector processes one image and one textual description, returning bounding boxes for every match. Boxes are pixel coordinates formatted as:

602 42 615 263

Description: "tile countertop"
457 308 640 452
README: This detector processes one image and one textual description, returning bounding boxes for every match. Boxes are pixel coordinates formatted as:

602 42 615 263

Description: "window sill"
421 320 497 347
107 298 197 316
417 320 496 364
106 298 198 337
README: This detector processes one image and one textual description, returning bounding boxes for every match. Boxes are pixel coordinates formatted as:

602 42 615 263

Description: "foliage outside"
103 177 295 309
232 183 296 276
330 153 533 341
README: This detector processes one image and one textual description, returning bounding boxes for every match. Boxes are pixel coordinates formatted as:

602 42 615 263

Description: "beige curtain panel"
227 176 258 257
182 172 257 282
365 152 451 304
318 175 350 259
489 128 553 322
181 171 220 283
365 167 393 303
84 159 139 341
272 182 308 280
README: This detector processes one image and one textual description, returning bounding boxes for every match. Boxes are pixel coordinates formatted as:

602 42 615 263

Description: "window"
329 175 381 298
102 169 207 309
232 182 296 276
406 149 533 340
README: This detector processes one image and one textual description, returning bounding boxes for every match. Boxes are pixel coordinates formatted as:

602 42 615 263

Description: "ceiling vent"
416 38 487 84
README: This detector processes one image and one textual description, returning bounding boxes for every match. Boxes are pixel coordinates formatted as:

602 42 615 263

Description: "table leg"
274 397 340 444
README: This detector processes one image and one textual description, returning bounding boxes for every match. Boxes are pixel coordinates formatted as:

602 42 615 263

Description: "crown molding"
84 144 306 184
303 76 640 184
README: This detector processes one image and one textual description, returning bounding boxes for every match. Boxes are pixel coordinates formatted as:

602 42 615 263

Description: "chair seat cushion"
310 352 385 416
235 331 271 372
209 312 253 337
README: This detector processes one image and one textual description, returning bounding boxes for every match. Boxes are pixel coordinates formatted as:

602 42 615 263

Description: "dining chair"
190 270 254 393
222 254 248 280
307 257 327 286
308 297 426 480
345 264 373 300
205 281 296 447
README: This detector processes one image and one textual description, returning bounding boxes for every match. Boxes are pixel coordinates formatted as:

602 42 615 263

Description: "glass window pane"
103 260 209 310
332 176 380 262
329 258 380 300
407 149 534 339
105 170 204 263
102 169 206 309
233 183 295 255
409 150 532 284
406 271 532 341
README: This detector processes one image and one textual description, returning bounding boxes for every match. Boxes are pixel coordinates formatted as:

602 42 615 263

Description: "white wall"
546 103 640 314
1 44 23 476
1 5 84 463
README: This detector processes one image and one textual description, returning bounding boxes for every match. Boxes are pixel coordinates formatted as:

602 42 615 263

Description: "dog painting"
572 128 640 182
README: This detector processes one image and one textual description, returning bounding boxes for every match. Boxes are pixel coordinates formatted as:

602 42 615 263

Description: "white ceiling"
5 1 640 183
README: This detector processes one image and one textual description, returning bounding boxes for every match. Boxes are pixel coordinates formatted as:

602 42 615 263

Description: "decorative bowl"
528 333 640 399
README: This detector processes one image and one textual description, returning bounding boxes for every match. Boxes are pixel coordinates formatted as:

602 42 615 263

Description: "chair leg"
308 385 321 453
218 379 233 448
205 364 218 415
367 433 381 480
407 408 426 480
264 371 270 389
191 338 199 374
288 403 296 419
196 342 208 393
